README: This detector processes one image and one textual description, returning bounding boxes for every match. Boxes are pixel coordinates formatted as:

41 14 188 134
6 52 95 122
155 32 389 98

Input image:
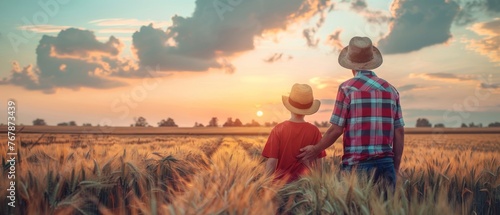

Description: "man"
297 36 405 188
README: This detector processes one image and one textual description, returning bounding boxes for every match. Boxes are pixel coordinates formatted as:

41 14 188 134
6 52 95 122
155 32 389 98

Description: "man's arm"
265 158 278 175
297 124 343 162
393 127 404 173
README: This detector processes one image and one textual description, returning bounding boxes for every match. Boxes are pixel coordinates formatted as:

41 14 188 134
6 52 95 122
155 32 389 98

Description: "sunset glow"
0 0 498 127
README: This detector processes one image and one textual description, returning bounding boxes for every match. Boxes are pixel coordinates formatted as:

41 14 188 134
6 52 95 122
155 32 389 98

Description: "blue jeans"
341 157 396 190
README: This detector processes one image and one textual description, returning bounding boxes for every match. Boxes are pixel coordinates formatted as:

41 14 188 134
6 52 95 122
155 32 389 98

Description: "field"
1 131 499 214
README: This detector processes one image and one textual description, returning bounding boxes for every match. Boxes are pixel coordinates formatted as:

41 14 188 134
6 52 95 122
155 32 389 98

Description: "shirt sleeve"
262 127 280 158
394 91 405 128
330 84 350 126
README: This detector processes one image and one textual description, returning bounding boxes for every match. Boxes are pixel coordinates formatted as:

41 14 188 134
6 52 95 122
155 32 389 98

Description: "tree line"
19 117 500 128
415 118 500 128
29 117 280 128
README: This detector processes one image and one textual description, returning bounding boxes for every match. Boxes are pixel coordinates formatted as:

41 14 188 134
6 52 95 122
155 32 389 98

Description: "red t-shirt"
262 121 326 182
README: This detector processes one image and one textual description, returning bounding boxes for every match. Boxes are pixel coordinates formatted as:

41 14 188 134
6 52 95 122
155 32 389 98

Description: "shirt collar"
355 70 376 77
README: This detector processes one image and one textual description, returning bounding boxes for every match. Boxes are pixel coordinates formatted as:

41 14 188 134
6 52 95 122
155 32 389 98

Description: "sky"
0 0 499 127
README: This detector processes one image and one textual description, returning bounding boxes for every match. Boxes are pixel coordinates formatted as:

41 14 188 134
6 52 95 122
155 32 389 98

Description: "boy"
262 83 326 183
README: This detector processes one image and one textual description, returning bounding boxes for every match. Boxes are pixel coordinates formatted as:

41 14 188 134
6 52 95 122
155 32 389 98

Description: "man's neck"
352 70 375 77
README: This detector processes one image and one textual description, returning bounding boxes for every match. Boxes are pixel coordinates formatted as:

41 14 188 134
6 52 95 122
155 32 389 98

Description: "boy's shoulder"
273 121 319 131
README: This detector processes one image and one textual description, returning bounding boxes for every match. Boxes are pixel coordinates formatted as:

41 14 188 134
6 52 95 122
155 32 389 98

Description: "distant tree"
434 123 445 128
416 118 432 127
469 122 477 128
233 118 243 127
223 118 234 127
194 122 205 127
33 118 47 126
461 123 468 128
158 118 178 127
133 116 149 127
82 123 92 126
245 119 261 127
488 122 500 127
208 117 218 127
57 122 69 126
69 121 77 126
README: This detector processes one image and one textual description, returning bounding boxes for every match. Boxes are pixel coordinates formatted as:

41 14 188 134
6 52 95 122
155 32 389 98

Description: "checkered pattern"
330 71 404 165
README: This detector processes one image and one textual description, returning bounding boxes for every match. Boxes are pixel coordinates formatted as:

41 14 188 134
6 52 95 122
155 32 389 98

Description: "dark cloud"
134 0 332 71
397 84 420 92
350 0 367 11
2 1 335 93
378 0 459 54
303 28 319 47
301 1 333 48
362 10 393 24
480 82 500 89
455 0 500 25
345 0 392 24
487 0 500 12
263 53 293 63
48 28 122 56
1 28 128 93
325 29 343 52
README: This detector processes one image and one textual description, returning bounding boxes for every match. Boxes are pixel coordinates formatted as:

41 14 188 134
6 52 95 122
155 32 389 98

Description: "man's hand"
297 145 319 163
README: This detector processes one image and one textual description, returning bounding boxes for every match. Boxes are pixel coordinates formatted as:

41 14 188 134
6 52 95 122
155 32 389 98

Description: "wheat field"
0 133 499 214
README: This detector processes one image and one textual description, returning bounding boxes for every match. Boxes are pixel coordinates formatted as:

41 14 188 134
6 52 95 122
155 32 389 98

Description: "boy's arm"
265 158 278 175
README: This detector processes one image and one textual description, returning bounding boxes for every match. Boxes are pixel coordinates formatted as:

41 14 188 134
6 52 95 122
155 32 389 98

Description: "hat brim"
282 96 321 115
338 46 383 70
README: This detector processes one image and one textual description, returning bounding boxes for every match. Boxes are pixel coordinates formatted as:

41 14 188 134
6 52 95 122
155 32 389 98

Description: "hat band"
288 98 313 109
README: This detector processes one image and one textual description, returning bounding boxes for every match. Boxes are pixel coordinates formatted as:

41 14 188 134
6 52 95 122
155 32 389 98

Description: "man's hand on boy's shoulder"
297 144 319 163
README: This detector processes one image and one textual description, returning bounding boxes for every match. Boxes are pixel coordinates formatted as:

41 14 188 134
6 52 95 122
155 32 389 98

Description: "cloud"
350 0 367 11
455 0 500 25
325 29 343 52
301 1 334 48
467 18 500 64
17 25 74 33
89 18 171 28
89 18 172 34
1 28 132 93
410 72 477 82
263 53 293 63
309 77 341 89
98 28 142 34
3 1 335 93
480 82 500 89
303 28 319 47
377 0 459 54
397 84 421 92
345 0 393 24
133 0 332 72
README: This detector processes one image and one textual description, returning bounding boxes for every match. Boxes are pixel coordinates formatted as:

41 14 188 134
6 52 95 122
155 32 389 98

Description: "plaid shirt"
330 71 404 165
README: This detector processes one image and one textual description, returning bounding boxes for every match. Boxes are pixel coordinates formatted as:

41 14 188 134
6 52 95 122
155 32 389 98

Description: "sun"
256 110 263 117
